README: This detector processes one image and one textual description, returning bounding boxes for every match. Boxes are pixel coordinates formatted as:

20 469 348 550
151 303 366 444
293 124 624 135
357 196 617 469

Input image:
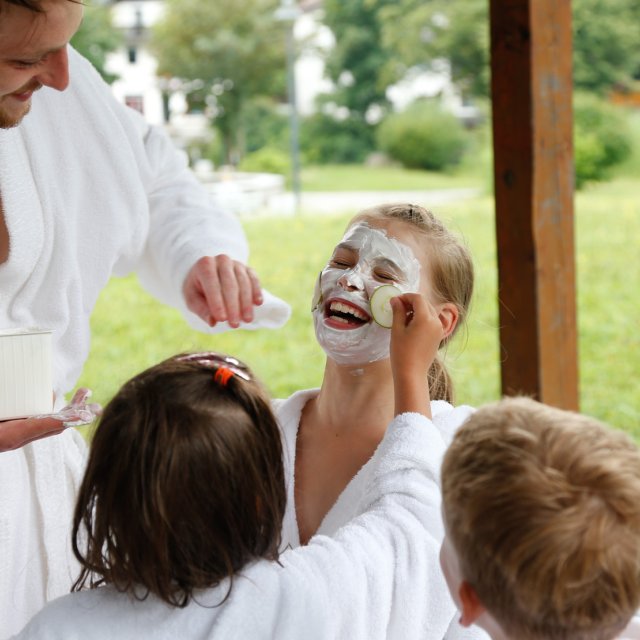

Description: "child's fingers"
390 295 416 331
390 294 445 356
389 295 408 326
391 293 430 328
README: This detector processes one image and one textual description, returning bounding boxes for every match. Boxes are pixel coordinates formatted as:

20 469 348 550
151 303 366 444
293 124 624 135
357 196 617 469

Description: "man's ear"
437 302 459 340
458 580 486 627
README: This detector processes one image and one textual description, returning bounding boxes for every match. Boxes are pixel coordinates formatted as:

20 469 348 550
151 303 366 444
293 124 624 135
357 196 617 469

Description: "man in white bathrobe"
0 0 289 635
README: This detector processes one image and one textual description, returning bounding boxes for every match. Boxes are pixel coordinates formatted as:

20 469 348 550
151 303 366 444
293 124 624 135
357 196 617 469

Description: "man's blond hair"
442 397 640 640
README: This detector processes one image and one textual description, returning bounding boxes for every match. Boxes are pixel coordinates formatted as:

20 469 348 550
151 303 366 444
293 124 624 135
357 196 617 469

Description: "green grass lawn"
77 174 640 441
300 163 486 192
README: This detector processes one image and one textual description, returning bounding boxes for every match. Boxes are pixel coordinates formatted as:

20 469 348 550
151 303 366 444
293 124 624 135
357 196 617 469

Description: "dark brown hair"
351 203 474 403
72 354 286 607
442 397 640 640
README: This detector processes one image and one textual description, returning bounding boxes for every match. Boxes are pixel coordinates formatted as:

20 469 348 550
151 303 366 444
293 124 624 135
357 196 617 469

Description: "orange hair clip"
214 366 235 386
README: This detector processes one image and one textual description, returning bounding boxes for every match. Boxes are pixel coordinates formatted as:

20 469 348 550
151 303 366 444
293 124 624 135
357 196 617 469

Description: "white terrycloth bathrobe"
0 47 289 638
274 389 490 640
14 412 458 640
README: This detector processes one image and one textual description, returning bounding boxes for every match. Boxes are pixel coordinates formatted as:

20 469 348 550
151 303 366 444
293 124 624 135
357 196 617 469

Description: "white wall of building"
106 1 166 126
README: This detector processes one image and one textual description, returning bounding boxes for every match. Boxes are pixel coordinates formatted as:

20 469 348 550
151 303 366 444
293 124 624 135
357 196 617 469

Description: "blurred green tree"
71 4 122 83
573 0 640 94
380 0 488 100
150 0 286 164
376 0 640 98
321 0 394 119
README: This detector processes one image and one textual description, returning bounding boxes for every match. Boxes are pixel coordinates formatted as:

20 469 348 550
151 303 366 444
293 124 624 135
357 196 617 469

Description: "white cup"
0 328 53 420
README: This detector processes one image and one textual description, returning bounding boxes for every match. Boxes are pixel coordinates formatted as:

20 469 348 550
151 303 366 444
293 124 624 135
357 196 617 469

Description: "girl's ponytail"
428 354 454 403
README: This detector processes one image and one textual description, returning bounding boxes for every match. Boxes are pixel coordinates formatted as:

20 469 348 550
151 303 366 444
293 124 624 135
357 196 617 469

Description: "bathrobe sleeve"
69 49 290 332
117 102 291 332
268 412 461 640
273 394 487 639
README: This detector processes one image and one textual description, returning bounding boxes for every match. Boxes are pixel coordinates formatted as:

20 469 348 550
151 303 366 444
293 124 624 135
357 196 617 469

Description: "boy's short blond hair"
442 397 640 640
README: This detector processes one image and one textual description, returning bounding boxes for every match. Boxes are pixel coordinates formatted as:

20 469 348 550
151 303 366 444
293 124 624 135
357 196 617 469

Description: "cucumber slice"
370 284 402 328
311 271 323 312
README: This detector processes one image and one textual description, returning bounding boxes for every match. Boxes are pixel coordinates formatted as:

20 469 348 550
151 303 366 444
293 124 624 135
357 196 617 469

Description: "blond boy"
440 396 640 640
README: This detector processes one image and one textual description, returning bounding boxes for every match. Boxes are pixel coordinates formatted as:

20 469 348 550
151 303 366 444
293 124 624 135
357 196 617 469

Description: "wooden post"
489 0 579 409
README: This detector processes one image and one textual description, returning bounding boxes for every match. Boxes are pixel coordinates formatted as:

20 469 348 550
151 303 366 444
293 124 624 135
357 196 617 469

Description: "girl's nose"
337 269 365 291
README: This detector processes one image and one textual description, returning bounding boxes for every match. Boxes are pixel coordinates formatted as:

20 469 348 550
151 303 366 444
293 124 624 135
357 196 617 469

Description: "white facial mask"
312 222 421 366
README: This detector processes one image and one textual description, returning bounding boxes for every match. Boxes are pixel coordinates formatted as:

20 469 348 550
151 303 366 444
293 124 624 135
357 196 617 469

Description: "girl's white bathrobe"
15 412 458 640
0 47 288 638
274 389 490 640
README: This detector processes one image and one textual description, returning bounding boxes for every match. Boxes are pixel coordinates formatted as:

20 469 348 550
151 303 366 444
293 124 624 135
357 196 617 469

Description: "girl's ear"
437 302 459 340
458 580 486 627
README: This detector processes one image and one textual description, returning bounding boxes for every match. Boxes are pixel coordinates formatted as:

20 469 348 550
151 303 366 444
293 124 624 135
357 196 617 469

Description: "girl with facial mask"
273 203 486 640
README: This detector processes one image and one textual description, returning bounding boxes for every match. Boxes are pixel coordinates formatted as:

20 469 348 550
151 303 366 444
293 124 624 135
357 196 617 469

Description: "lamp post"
275 0 302 215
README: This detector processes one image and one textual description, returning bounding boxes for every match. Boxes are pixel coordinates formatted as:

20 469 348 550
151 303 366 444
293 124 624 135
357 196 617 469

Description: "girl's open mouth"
324 298 371 329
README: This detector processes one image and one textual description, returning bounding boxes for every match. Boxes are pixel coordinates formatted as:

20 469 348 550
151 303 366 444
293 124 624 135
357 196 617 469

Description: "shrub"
376 101 468 171
574 132 608 187
242 97 289 155
300 113 376 164
574 92 633 188
188 136 225 168
238 147 290 176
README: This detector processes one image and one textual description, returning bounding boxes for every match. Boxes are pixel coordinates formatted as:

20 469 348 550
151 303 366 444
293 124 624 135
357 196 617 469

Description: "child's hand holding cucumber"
389 293 445 419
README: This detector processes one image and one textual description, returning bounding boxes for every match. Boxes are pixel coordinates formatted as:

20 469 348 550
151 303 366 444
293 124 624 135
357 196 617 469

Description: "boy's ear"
458 580 486 627
437 302 459 340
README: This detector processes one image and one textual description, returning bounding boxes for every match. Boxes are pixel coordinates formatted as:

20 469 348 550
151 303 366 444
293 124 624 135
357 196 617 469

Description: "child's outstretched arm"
390 293 445 419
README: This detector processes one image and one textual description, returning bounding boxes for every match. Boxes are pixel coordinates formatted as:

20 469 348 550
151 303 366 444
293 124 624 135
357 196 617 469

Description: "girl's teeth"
330 301 367 320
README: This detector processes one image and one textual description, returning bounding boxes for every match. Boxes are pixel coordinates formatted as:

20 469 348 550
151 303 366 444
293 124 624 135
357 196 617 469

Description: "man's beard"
0 101 32 129
0 83 40 129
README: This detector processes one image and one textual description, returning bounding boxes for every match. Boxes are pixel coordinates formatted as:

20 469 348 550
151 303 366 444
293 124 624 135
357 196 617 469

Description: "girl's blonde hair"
350 203 474 403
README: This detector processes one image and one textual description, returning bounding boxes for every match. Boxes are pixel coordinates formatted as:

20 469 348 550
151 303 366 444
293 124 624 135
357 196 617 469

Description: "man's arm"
0 388 99 452
131 115 289 330
65 42 289 332
0 417 64 452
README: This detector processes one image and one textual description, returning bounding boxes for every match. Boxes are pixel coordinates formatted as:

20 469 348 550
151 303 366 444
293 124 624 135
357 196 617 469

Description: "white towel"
619 614 640 639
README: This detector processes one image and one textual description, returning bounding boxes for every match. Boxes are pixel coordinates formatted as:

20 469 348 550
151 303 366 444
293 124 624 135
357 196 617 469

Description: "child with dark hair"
14 293 459 639
71 351 286 608
440 397 640 640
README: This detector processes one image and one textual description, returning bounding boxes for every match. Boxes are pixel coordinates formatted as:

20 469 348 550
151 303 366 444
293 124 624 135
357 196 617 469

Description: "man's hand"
0 388 101 453
389 293 445 419
183 255 263 328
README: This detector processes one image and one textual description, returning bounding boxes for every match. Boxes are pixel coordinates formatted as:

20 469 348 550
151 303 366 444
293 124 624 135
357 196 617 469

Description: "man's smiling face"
0 0 83 128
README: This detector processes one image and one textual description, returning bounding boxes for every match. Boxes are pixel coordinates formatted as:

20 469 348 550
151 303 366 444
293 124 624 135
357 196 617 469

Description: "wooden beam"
489 0 578 409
